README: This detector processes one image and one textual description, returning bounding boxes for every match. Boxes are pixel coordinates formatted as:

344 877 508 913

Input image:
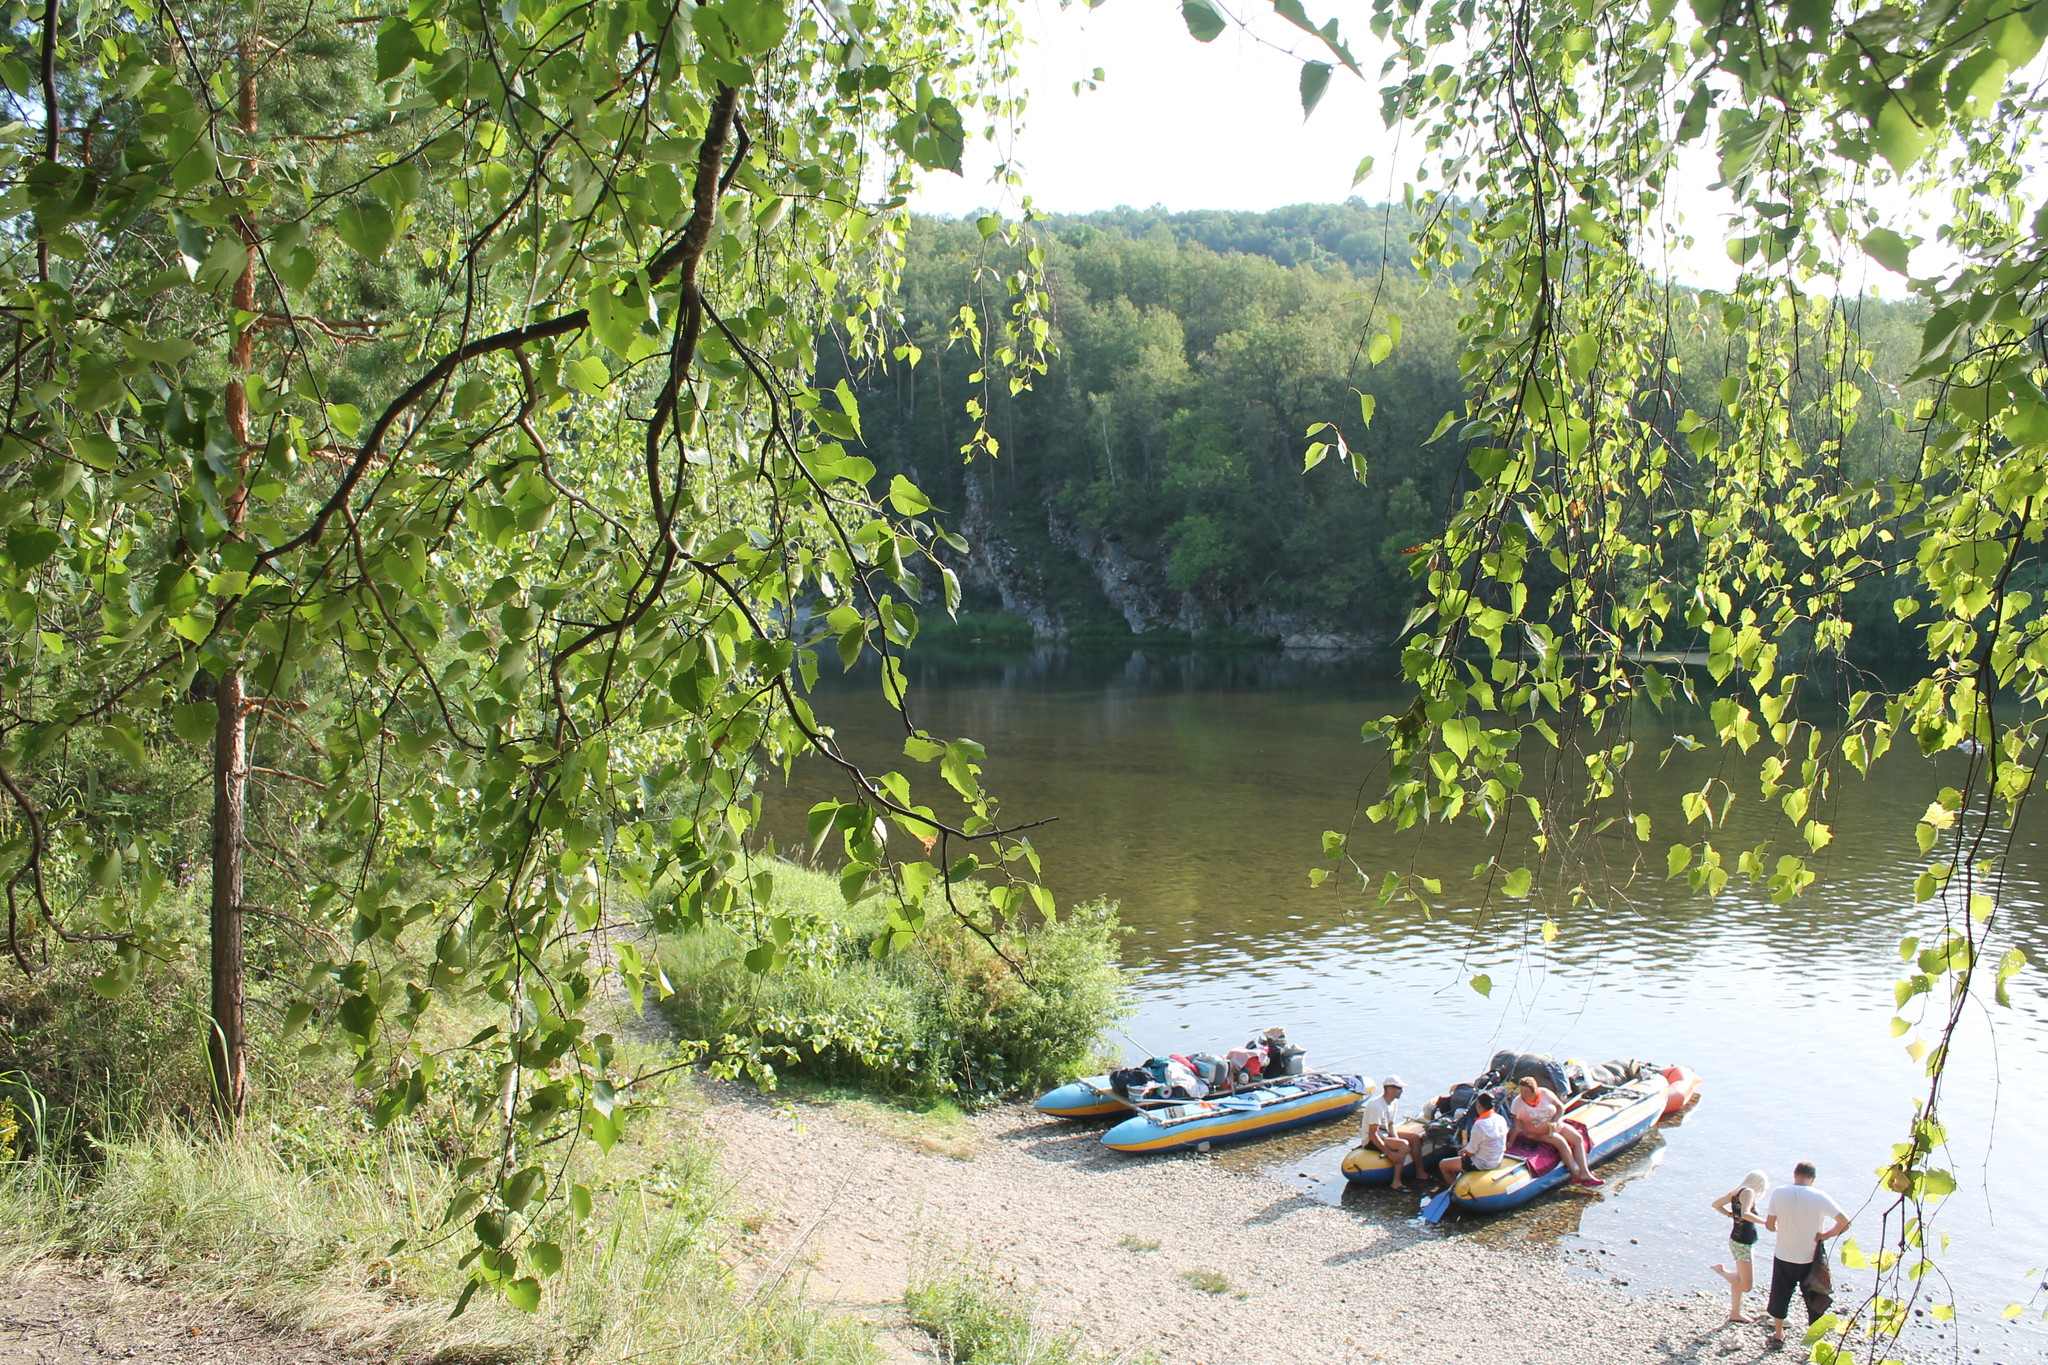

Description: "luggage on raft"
1099 1072 1367 1154
1034 1029 1308 1121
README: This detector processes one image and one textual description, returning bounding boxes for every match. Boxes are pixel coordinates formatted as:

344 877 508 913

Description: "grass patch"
0 940 880 1365
772 1083 980 1160
906 1260 1081 1365
1179 1268 1230 1295
657 861 1130 1106
1115 1236 1159 1252
0 1078 878 1365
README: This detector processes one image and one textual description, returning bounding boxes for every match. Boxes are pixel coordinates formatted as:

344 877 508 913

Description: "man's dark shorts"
1767 1257 1814 1321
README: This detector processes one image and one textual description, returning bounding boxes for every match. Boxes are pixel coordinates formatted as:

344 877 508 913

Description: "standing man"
1764 1161 1851 1349
1357 1076 1416 1191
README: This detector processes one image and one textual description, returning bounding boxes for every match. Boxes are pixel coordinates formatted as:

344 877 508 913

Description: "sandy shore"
701 1084 1818 1365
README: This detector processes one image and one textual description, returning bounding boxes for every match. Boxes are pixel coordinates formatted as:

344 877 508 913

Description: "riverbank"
697 1081 1791 1365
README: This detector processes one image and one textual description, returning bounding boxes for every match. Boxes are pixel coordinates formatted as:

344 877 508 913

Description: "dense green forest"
828 204 1927 646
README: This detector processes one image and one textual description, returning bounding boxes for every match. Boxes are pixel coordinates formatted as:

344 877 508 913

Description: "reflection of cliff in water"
876 643 1402 698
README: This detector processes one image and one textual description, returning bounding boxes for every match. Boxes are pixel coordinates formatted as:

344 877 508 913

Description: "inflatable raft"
1036 1077 1146 1120
1446 1074 1670 1214
1339 1118 1427 1185
1099 1073 1366 1154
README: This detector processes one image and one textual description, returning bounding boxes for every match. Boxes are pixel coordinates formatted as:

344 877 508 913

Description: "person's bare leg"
1730 1261 1754 1321
1383 1137 1412 1190
1710 1261 1741 1319
1562 1124 1593 1178
1539 1129 1577 1174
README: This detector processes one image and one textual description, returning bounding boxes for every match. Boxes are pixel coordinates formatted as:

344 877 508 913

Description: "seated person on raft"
1356 1076 1415 1191
1510 1074 1603 1188
1438 1093 1508 1186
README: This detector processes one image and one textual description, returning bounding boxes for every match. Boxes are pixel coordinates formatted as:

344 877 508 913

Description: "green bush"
655 864 1131 1104
906 1260 1080 1365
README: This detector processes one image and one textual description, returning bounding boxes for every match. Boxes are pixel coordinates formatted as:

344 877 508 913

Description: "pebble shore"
703 1086 1842 1365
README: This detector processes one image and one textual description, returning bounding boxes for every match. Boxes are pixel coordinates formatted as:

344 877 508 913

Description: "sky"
906 0 1913 299
909 0 1396 218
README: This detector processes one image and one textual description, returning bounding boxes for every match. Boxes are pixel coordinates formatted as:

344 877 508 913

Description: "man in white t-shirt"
1437 1093 1510 1187
1764 1161 1851 1348
1355 1076 1416 1190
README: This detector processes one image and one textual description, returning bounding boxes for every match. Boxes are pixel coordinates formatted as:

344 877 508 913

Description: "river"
761 645 2048 1355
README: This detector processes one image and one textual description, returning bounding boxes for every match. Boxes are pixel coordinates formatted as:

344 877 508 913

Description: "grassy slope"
0 974 876 1364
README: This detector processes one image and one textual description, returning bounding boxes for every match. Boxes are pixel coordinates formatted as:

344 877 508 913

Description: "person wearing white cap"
1355 1076 1415 1191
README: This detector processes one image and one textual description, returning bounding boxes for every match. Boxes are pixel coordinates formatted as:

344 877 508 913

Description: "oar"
1419 1187 1454 1223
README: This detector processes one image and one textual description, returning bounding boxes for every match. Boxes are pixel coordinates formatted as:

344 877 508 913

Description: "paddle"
1419 1187 1454 1224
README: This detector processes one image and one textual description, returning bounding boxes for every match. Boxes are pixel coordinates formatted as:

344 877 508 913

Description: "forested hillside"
830 205 1926 646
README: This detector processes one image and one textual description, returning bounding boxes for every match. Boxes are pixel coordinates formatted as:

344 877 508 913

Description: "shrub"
906 1260 1080 1365
655 864 1131 1104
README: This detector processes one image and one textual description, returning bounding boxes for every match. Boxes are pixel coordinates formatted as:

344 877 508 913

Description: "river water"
762 646 2048 1354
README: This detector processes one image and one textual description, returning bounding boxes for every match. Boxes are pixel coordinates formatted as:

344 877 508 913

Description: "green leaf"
325 404 364 439
1872 101 1931 174
1861 228 1911 276
334 203 395 261
1469 973 1492 997
1299 62 1332 117
1181 0 1226 41
565 356 610 394
887 475 933 515
504 1277 541 1312
5 526 61 569
170 702 217 744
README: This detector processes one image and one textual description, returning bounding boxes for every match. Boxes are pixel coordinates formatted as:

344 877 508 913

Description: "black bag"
1801 1246 1834 1323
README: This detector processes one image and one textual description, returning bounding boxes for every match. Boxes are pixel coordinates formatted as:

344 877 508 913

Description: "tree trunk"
208 35 260 1126
208 665 248 1120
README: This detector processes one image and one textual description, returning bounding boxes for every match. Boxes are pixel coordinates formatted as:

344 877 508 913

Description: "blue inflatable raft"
1098 1074 1366 1154
1446 1075 1670 1213
1035 1077 1139 1120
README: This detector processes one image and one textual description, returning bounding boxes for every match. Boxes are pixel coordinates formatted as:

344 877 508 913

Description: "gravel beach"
702 1084 1825 1365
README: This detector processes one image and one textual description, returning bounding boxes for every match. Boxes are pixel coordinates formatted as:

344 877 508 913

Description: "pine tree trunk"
208 37 260 1126
208 664 248 1120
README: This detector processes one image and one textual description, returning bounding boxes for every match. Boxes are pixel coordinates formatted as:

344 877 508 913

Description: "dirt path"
0 1267 357 1365
702 1083 1803 1365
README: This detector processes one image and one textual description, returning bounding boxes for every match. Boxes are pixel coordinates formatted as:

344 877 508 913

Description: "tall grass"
905 1257 1084 1365
656 862 1131 1103
0 1095 878 1364
0 944 878 1364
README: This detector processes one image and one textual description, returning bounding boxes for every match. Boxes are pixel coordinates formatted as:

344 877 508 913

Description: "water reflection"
762 645 2047 1344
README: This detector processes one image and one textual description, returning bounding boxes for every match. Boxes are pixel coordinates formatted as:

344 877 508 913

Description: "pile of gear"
1107 1026 1306 1101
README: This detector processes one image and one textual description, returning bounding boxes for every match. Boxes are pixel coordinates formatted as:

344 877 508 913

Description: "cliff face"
950 468 1382 649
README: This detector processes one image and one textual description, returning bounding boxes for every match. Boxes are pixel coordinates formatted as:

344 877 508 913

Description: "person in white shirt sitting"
1355 1076 1417 1191
1437 1092 1510 1187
